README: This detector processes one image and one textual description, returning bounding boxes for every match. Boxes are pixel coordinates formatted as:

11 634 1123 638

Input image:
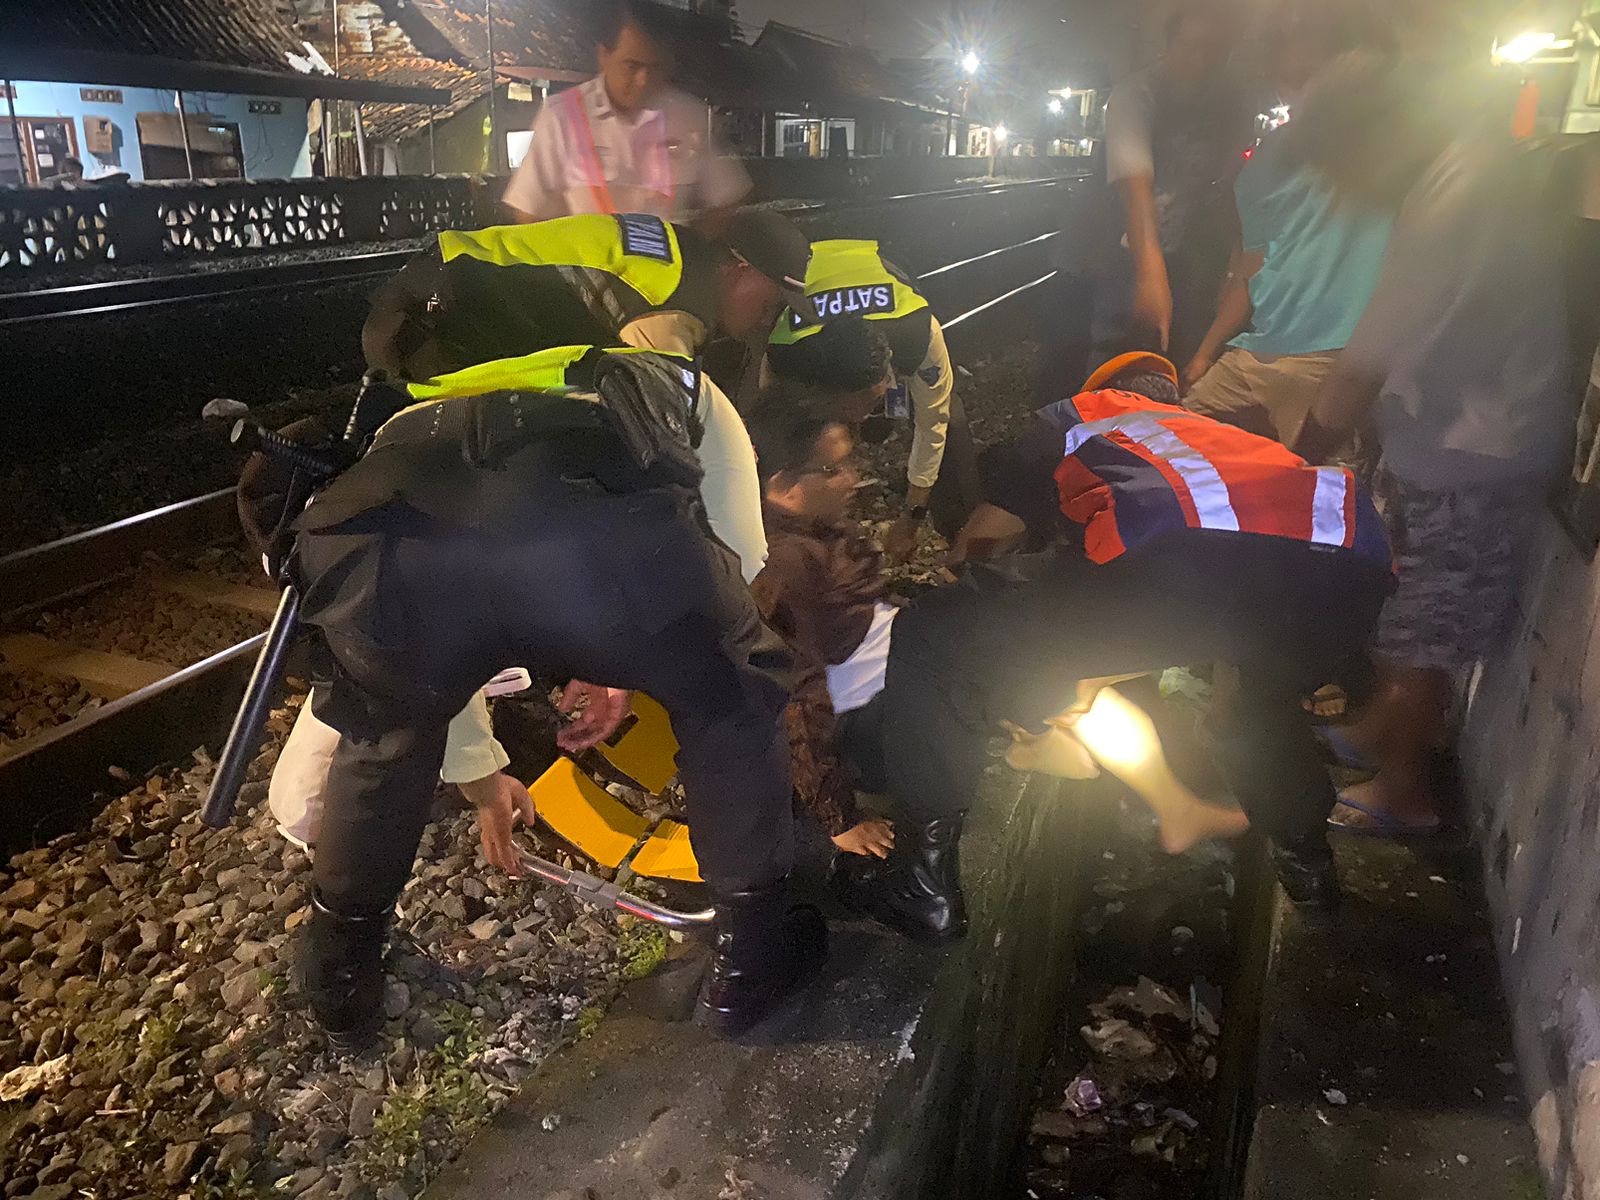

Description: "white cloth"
502 76 750 221
1340 138 1571 490
825 602 898 714
268 693 509 847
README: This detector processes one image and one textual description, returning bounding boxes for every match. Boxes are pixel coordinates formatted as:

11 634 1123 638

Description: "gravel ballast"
0 693 648 1199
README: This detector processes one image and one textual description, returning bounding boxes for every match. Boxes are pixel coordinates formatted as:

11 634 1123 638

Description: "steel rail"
0 488 238 620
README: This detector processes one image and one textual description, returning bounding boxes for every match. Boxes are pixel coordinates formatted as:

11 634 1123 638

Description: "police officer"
765 238 983 559
268 212 809 849
294 346 826 1049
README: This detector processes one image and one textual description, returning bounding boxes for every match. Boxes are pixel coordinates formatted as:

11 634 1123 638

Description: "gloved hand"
236 414 337 580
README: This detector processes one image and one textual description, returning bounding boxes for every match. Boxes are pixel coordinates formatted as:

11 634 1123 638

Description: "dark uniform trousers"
294 446 795 916
870 532 1393 845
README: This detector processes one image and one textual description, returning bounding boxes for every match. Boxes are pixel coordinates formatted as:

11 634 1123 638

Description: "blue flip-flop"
1328 795 1442 837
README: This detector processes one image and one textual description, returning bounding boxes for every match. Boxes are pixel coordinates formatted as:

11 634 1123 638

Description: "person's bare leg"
1334 662 1449 827
1007 690 1250 854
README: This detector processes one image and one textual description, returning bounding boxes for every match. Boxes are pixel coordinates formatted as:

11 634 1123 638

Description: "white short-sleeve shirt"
502 76 751 221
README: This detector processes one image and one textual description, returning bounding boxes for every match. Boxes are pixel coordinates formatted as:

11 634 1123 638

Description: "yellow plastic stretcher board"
597 693 680 794
528 694 700 882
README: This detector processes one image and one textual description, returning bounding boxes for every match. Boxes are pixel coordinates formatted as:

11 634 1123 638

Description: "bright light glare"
994 123 1009 142
1066 688 1161 773
1495 30 1559 62
961 50 981 75
1047 97 1064 114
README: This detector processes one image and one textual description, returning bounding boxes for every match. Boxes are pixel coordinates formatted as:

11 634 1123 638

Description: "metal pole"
428 107 437 175
353 103 369 175
329 0 342 176
176 89 195 179
3 81 26 184
485 0 502 175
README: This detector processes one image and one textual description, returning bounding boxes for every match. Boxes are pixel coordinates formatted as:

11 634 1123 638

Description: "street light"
994 123 1009 142
1047 97 1064 115
961 50 981 75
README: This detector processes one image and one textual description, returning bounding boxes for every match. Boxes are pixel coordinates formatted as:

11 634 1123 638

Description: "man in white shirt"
503 0 751 224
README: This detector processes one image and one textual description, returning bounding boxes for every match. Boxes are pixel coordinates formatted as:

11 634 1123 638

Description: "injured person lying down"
746 348 1395 946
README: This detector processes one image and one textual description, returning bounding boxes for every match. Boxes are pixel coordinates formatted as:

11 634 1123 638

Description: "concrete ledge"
424 767 1104 1200
1240 835 1538 1200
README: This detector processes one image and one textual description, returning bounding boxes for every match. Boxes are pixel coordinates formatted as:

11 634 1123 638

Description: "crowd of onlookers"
1093 0 1598 835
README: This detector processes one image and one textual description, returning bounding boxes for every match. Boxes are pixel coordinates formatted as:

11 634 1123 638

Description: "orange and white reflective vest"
1048 389 1391 567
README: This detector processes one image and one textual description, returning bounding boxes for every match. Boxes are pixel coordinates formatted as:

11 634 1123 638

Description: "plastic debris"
1323 1088 1348 1106
1080 1018 1160 1061
1064 1074 1104 1117
540 1113 562 1132
1094 976 1189 1023
1164 1107 1200 1132
0 1055 69 1102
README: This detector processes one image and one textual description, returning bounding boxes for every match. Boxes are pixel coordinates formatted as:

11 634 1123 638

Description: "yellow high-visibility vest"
438 213 686 306
768 239 929 347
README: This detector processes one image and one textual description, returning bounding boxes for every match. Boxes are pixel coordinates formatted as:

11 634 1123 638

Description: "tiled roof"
380 0 805 110
342 53 486 141
0 0 313 72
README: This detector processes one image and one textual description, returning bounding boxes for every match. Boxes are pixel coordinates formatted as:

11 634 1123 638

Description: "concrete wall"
1461 476 1600 1199
7 80 311 181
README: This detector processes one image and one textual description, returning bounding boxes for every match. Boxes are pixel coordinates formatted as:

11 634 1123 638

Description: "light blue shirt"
1229 131 1392 357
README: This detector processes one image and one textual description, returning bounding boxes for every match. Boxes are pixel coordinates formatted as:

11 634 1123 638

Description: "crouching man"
289 347 824 1049
755 351 1394 943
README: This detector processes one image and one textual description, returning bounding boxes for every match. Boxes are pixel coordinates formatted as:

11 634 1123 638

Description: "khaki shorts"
1184 348 1338 445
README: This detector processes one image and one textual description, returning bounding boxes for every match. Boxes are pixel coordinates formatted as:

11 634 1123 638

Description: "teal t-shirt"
1230 131 1392 357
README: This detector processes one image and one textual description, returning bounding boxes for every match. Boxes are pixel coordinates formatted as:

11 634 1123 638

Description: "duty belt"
369 389 608 469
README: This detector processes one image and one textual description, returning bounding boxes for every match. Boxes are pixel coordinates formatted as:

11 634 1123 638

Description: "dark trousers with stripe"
296 459 796 916
875 532 1393 846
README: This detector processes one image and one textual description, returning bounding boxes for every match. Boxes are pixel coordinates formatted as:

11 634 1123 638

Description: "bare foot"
1156 801 1251 855
1004 722 1100 780
1332 774 1440 832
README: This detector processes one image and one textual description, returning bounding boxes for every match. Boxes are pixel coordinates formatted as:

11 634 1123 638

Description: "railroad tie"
0 632 168 699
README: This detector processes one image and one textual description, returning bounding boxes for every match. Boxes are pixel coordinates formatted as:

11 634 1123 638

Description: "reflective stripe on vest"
437 213 684 306
402 344 690 404
768 239 929 347
1055 390 1382 564
403 345 600 404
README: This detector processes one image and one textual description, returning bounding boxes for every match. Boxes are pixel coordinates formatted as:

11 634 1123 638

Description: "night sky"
732 0 1149 83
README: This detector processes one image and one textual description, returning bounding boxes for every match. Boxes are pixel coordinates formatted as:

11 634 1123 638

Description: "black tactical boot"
300 890 389 1054
1271 835 1342 918
695 881 828 1037
832 814 968 944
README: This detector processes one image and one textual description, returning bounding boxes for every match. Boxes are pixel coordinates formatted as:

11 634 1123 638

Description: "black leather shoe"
1271 837 1342 917
299 890 389 1054
832 814 968 945
695 880 827 1037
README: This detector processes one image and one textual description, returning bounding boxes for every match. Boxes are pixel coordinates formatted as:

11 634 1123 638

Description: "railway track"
0 180 1074 852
